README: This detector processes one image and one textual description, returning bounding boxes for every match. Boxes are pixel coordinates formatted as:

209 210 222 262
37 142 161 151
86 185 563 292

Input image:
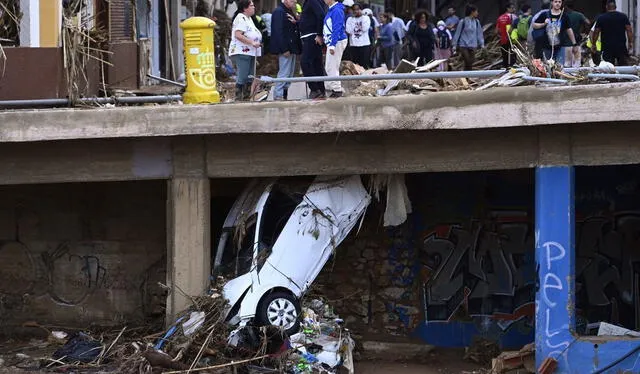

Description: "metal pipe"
521 76 568 84
587 73 640 81
147 74 186 88
0 95 182 109
255 70 507 83
255 65 640 84
251 66 640 83
565 65 640 74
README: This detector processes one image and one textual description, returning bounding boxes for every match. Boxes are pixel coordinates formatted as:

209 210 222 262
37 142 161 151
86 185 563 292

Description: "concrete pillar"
165 137 210 324
535 166 575 370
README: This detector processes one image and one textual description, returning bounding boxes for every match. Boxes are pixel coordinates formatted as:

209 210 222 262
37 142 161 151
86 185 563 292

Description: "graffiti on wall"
419 209 640 333
575 213 640 330
539 239 571 367
420 211 535 331
0 241 166 320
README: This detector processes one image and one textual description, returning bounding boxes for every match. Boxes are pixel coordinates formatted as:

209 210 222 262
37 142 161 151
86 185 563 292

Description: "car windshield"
255 182 309 271
216 177 314 277
219 213 257 278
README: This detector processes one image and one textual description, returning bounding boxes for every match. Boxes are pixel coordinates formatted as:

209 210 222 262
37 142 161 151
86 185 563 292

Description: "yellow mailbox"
180 17 220 104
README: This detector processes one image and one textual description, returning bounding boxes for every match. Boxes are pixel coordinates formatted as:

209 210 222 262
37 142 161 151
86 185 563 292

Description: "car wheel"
256 291 301 335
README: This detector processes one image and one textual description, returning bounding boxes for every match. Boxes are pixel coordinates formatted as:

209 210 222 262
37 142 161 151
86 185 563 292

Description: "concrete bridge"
1 83 640 372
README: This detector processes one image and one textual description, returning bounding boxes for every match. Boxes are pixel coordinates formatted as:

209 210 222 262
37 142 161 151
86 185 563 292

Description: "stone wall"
314 203 423 338
0 181 167 334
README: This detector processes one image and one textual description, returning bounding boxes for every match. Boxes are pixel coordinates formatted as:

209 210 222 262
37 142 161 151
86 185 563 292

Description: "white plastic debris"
598 60 616 72
182 311 206 336
52 331 68 340
597 322 640 337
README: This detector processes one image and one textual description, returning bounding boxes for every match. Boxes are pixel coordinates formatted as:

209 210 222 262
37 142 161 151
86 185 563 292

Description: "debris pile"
464 337 501 366
449 23 502 71
0 279 355 373
490 343 535 374
287 298 355 373
0 0 20 46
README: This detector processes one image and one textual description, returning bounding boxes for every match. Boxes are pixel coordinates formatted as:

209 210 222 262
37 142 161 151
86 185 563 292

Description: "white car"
216 175 371 334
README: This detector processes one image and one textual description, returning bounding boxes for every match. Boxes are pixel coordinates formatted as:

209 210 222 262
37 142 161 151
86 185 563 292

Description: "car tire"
256 291 301 336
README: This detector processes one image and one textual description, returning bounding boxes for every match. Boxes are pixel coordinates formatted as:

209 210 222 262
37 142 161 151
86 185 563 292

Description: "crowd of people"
227 0 635 100
494 0 633 69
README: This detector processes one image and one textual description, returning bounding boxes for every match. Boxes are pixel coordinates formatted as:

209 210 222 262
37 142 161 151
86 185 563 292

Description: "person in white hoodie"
433 20 453 71
345 3 372 68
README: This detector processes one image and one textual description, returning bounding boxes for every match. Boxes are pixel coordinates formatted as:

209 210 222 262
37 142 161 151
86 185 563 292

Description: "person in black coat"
407 10 435 66
270 0 302 100
298 0 327 99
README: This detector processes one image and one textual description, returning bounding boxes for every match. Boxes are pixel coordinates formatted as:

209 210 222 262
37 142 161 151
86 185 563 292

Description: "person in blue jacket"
378 12 397 69
322 0 347 98
269 0 302 100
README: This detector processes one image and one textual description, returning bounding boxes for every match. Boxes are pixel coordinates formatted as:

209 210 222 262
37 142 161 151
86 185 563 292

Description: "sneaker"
328 90 343 98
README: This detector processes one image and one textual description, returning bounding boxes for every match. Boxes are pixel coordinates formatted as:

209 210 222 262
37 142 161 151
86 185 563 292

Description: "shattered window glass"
234 214 256 276
256 180 311 272
218 213 257 278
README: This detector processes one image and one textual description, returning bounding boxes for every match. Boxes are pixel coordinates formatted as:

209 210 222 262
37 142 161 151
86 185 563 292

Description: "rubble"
0 277 356 374
315 27 640 98
464 337 500 365
490 343 535 374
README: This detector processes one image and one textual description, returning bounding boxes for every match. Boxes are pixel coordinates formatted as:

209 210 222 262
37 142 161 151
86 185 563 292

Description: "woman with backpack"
407 10 435 66
452 4 484 70
433 20 453 71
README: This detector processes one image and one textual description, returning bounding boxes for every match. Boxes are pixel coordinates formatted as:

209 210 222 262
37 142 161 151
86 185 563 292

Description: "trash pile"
324 25 640 97
0 280 355 373
287 298 355 373
341 58 448 97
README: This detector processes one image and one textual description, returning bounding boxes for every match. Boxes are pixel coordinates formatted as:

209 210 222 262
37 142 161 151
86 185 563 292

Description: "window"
219 213 257 278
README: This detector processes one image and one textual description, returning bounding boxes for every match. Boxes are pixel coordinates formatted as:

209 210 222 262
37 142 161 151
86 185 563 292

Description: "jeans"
231 54 255 85
324 39 348 92
275 54 296 99
301 36 326 93
542 47 564 65
392 43 403 68
382 46 394 70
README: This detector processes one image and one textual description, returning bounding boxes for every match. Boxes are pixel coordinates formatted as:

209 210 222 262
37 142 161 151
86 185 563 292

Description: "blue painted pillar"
535 166 575 370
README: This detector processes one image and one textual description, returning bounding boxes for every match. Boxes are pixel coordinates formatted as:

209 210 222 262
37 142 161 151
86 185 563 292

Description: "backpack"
530 10 550 42
517 15 531 40
368 15 375 41
437 28 451 49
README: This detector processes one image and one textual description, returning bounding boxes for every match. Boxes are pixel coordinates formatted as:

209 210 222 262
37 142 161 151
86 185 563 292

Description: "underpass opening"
211 170 537 351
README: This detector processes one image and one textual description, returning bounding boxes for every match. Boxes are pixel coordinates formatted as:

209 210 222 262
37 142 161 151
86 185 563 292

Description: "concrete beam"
0 122 639 186
0 83 639 143
205 129 540 176
0 138 171 185
166 177 211 323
